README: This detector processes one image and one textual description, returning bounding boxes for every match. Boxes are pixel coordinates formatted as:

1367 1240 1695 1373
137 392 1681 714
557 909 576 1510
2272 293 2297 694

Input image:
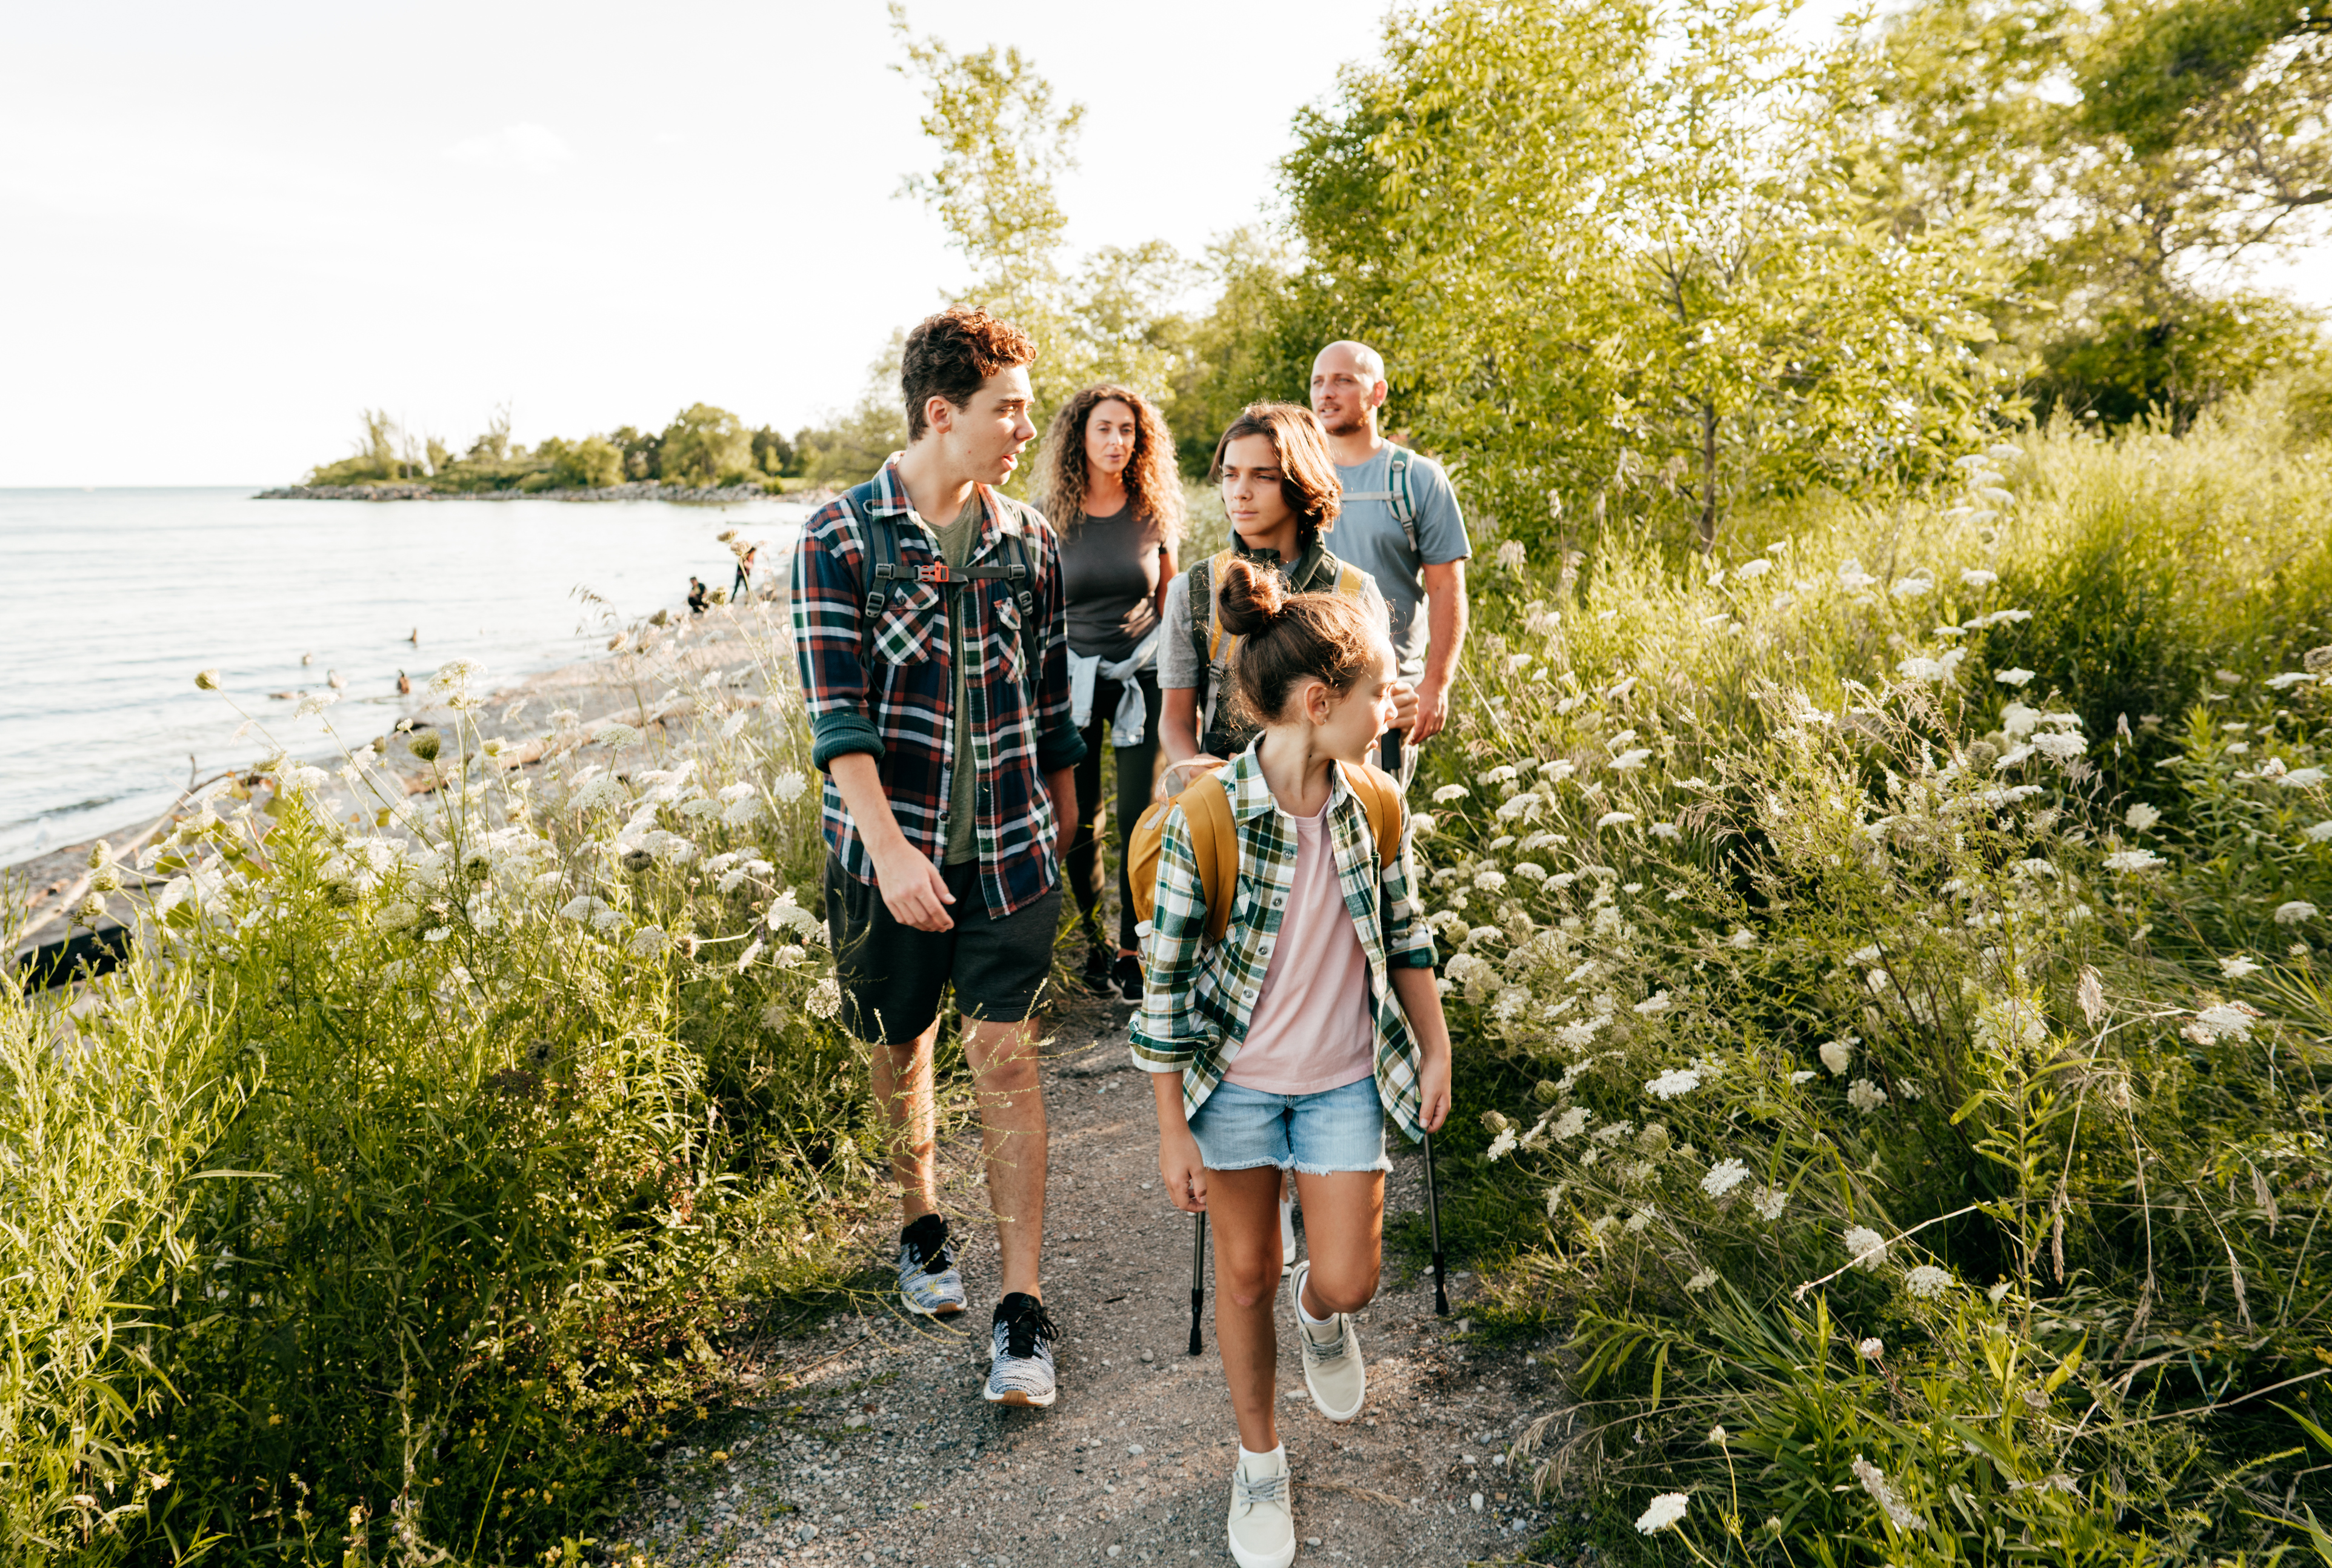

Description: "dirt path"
616 992 1564 1568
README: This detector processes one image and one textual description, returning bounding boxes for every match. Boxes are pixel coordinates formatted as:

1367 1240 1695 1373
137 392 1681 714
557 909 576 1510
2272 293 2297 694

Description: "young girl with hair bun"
1131 553 1453 1568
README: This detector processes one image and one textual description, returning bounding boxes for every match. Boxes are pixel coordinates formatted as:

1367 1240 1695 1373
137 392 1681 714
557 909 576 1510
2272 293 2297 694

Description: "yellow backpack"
1125 757 1405 948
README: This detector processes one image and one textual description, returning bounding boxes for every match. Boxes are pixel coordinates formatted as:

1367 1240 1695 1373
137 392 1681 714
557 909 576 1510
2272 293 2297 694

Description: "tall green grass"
3 610 901 1566
1413 402 2332 1561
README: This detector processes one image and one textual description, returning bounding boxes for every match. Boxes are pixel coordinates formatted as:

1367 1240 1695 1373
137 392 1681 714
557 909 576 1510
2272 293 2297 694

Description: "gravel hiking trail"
616 991 1567 1568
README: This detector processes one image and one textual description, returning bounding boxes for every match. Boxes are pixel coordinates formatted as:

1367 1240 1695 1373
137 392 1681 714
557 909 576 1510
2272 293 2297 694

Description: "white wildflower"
1896 656 1949 683
2275 900 2319 925
2125 802 2162 832
2001 701 2041 737
1474 868 1508 894
1727 927 1756 949
594 722 644 749
2031 730 2086 760
1857 1337 1885 1361
2188 1002 2260 1041
1553 1106 1591 1141
2218 955 2260 980
1596 811 1637 829
1847 1078 1889 1114
1843 1225 1888 1268
1819 1037 1855 1075
1512 862 1548 883
1961 568 1998 588
1850 1454 1924 1533
573 776 626 812
1685 1269 1717 1293
376 902 419 931
723 796 763 827
1650 821 1682 840
1904 1264 1952 1299
1610 748 1653 771
1737 558 1773 579
1892 575 1932 600
1788 1069 1817 1085
1994 667 2035 687
2105 849 2165 872
1751 1184 1788 1221
627 925 669 957
1701 1158 1751 1198
1635 1493 1690 1535
2302 820 2332 843
557 895 608 922
805 977 842 1020
1646 1066 1701 1099
2279 767 2327 789
1838 558 1877 591
1496 539 1527 571
1625 1208 1654 1233
1432 784 1471 804
1634 991 1673 1017
1486 1126 1519 1161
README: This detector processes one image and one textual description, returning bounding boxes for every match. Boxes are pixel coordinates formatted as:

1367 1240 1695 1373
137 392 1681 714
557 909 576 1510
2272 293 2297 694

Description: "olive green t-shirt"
927 494 985 865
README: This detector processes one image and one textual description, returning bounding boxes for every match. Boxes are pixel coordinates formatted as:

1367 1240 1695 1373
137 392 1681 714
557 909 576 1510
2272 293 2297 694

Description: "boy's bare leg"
868 1023 942 1224
963 1014 1048 1299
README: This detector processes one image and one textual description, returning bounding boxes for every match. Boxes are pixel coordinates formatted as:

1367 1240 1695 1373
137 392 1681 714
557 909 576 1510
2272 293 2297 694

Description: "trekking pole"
1424 1132 1450 1317
1188 1214 1208 1355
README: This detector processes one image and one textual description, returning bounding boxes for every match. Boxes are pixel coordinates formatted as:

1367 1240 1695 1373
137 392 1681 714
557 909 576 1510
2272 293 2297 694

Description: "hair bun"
1214 556 1287 638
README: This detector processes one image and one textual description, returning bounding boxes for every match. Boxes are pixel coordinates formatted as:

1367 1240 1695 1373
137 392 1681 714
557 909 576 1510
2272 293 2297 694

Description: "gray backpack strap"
1190 556 1217 738
1342 445 1419 556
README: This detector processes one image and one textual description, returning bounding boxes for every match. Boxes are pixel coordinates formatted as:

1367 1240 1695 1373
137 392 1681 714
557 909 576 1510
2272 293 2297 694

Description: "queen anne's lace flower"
1701 1158 1750 1197
2276 900 2319 925
2105 849 2165 872
1844 1225 1888 1268
2125 802 2162 832
1905 1264 1953 1298
1751 1184 1789 1221
806 977 842 1020
1851 1455 1924 1532
1635 1494 1690 1534
1596 811 1637 829
1684 1269 1717 1292
1553 1106 1591 1141
1645 1065 1699 1098
1820 1037 1855 1075
1847 1078 1889 1114
1432 784 1471 804
1634 991 1673 1017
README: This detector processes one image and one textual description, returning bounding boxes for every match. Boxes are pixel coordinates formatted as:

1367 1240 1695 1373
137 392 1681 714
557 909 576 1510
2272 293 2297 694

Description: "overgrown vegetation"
301 404 816 494
1406 400 2332 1560
2 617 911 1566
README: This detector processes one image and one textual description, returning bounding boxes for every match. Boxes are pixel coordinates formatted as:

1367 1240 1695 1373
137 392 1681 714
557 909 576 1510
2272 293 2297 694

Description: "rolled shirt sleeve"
1130 803 1210 1071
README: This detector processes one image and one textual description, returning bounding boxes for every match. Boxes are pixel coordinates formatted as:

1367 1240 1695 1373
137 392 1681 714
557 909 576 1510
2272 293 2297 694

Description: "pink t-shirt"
1224 800 1376 1095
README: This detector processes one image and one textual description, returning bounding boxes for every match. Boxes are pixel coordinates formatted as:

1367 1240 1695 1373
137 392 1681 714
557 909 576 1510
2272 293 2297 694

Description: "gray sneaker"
896 1215 965 1318
1290 1261 1365 1423
983 1292 1058 1407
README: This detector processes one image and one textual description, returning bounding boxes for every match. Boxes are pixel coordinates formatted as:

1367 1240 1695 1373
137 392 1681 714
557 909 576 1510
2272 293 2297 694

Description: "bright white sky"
4 1 2325 487
0 1 1390 487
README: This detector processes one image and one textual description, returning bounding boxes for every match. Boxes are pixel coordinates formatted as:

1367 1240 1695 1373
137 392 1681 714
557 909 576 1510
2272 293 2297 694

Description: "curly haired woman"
1038 384 1182 1000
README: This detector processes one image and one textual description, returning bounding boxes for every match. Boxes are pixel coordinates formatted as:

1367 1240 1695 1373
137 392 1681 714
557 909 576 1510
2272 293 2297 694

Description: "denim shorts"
1186 1075 1391 1175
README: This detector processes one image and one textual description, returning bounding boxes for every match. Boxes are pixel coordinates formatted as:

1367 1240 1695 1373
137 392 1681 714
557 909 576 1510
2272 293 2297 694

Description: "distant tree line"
301 400 920 493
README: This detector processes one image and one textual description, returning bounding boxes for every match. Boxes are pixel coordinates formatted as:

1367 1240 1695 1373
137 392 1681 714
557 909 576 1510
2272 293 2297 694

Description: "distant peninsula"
278 397 895 500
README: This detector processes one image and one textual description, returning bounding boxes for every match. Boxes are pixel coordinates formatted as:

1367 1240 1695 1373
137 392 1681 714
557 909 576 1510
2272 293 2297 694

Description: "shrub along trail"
615 990 1557 1568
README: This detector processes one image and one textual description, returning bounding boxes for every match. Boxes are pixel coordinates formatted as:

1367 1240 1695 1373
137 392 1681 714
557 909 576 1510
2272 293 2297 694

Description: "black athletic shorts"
824 853 1062 1045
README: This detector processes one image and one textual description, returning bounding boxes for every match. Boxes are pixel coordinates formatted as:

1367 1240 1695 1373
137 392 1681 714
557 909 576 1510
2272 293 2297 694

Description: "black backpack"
845 478 1042 690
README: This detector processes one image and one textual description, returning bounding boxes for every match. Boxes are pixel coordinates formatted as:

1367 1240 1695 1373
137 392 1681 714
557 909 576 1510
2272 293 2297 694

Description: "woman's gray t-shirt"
1058 506 1165 662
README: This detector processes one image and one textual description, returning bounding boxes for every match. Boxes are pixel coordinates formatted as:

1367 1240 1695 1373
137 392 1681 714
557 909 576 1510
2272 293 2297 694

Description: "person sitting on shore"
1039 384 1181 1003
686 576 707 616
790 304 1084 1407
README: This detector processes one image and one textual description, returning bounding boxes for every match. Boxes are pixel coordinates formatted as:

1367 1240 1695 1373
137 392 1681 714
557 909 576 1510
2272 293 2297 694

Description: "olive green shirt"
928 494 985 866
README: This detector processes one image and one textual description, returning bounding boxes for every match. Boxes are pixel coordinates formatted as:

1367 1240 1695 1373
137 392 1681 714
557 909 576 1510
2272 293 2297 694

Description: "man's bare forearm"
1423 561 1468 694
830 752 907 854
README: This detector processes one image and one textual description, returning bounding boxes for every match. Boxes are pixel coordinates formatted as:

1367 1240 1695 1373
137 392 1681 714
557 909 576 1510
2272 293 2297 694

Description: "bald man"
1309 341 1471 771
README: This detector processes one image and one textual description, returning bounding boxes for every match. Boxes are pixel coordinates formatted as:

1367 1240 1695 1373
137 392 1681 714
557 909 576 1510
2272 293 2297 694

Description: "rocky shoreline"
256 480 834 505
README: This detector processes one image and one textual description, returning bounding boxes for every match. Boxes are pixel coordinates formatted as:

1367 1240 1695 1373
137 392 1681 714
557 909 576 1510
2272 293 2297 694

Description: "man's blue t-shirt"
1330 445 1471 674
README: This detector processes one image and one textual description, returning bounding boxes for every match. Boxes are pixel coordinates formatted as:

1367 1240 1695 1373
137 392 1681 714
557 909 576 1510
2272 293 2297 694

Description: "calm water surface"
1 488 805 866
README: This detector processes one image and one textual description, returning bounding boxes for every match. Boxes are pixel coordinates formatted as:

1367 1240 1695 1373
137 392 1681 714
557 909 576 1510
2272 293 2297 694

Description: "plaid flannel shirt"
791 456 1086 920
1130 743 1440 1141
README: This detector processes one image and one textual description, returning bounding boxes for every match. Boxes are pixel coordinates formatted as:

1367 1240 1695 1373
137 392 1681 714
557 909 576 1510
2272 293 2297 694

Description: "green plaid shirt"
1130 745 1440 1141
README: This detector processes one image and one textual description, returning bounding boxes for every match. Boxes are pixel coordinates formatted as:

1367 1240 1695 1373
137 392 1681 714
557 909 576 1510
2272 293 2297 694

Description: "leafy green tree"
547 434 624 488
659 404 753 487
609 424 661 481
1859 0 2331 428
750 425 796 477
1283 0 2012 551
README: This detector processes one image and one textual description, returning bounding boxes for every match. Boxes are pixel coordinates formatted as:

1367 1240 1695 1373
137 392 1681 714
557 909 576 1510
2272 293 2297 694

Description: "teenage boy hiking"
1308 341 1471 773
791 305 1085 1406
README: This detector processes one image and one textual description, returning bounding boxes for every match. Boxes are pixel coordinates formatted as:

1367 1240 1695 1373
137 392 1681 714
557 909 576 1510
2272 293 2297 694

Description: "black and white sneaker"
896 1214 967 1318
984 1292 1058 1407
1113 953 1143 1004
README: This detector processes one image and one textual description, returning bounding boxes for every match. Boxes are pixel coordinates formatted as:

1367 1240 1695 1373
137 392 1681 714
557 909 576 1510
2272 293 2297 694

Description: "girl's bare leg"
1205 1165 1289 1452
1291 1170 1385 1318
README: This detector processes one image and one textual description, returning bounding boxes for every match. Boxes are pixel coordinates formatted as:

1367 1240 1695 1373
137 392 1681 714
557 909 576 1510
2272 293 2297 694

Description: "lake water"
0 487 807 867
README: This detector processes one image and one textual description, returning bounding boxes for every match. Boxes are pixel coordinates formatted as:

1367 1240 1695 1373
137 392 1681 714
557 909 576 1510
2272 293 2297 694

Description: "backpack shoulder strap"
1386 445 1418 554
843 485 901 671
1181 772 1239 947
1332 562 1371 601
1341 762 1404 870
1203 548 1239 664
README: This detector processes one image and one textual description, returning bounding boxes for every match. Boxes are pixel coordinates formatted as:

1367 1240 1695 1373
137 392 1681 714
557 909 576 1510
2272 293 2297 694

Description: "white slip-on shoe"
1227 1445 1296 1568
1290 1260 1367 1423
